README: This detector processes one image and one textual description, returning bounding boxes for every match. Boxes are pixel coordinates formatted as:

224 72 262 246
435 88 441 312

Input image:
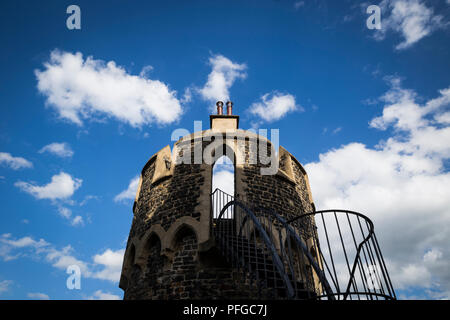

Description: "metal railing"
211 188 234 219
210 188 396 300
287 210 396 300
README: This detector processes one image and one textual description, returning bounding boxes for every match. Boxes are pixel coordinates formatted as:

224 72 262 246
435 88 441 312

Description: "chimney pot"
226 101 233 115
216 101 224 115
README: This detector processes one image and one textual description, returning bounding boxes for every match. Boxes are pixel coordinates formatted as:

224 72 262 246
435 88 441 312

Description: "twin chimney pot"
216 101 233 115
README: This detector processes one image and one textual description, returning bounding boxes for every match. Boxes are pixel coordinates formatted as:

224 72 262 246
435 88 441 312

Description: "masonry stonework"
120 108 318 300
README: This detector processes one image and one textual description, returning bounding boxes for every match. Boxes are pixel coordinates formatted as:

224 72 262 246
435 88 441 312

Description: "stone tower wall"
120 128 317 299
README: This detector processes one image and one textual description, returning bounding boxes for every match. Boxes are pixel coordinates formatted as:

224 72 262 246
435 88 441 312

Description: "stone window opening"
212 154 235 219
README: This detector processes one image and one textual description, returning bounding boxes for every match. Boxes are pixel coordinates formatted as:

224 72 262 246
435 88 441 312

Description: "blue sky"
0 0 449 300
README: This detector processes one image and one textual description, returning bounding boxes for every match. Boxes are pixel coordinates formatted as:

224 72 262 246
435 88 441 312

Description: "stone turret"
120 101 316 299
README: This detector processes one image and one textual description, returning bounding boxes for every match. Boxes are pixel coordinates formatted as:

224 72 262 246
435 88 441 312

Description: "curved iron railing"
287 210 396 300
248 206 335 299
211 188 396 300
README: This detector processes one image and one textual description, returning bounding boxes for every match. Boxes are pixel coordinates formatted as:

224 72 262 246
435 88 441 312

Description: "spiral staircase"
211 188 396 300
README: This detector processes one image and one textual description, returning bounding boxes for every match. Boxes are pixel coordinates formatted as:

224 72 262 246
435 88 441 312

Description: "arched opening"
144 234 163 275
211 154 235 219
124 244 142 290
212 155 235 196
172 225 198 271
284 236 315 292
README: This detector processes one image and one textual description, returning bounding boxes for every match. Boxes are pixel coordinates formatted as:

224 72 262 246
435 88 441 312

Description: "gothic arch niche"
123 243 142 293
284 236 316 293
144 234 164 274
168 226 198 299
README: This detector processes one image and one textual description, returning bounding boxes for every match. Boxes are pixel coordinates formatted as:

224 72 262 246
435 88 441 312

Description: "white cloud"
71 215 84 226
35 50 183 127
294 1 305 10
58 207 72 219
435 111 450 124
304 78 450 298
423 248 443 264
27 292 50 300
39 142 74 158
375 0 446 50
332 127 342 134
3 236 47 248
1 233 124 283
0 234 49 261
212 171 234 196
139 65 154 78
91 249 126 282
0 280 13 294
181 87 192 104
0 152 33 170
86 290 120 300
15 171 82 200
249 92 300 122
57 207 84 226
79 195 99 206
15 172 84 226
45 245 90 275
198 54 247 107
114 176 139 203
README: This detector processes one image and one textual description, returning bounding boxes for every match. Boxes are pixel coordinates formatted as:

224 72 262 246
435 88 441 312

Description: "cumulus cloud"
0 152 33 170
35 50 183 127
249 92 300 122
434 111 450 124
0 280 13 294
27 292 50 300
114 176 139 203
198 54 247 108
181 87 192 104
39 142 74 158
0 233 124 283
58 207 84 226
2 236 48 249
58 206 72 219
0 234 49 261
139 65 154 78
86 290 120 300
45 244 89 274
15 172 84 226
304 78 450 298
375 0 446 50
91 249 126 282
71 215 84 226
15 172 82 200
